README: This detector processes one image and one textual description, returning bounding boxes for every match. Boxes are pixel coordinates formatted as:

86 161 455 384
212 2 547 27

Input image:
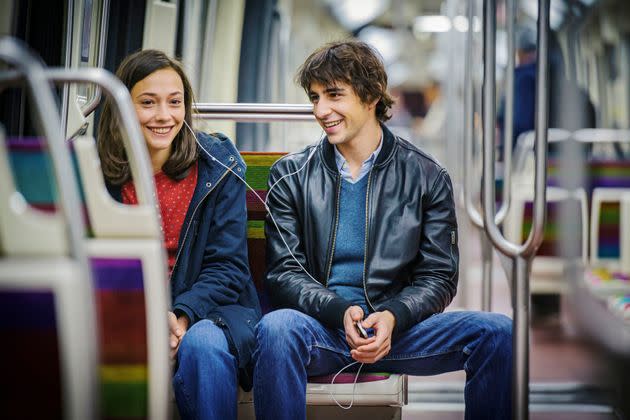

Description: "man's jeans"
173 320 238 420
253 309 512 420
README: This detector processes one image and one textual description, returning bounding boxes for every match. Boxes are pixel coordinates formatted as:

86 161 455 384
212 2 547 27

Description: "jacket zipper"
362 169 376 312
169 162 237 281
324 174 342 286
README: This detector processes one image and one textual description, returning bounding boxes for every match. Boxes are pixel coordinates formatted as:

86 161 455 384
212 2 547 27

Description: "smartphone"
355 321 368 339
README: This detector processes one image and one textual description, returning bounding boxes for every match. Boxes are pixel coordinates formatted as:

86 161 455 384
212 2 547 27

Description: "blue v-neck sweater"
328 176 370 314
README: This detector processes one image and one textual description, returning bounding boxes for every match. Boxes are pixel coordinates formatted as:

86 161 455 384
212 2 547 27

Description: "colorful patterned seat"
588 160 630 266
7 136 170 420
1 129 98 419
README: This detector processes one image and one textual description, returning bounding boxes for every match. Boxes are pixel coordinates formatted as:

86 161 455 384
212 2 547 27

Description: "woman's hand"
167 311 189 359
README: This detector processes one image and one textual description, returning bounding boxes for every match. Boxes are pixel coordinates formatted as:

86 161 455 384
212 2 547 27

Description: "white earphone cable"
183 120 365 408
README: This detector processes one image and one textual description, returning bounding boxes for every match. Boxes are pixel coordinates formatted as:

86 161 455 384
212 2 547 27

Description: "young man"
253 40 512 420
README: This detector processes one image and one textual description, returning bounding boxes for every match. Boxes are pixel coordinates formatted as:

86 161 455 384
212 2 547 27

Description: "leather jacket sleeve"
264 161 352 329
376 168 459 334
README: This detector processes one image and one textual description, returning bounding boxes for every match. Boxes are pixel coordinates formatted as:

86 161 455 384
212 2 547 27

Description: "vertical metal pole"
463 0 495 312
481 235 493 311
512 256 530 420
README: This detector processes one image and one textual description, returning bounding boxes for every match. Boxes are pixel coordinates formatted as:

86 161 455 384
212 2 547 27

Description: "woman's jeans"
253 309 512 420
173 320 238 420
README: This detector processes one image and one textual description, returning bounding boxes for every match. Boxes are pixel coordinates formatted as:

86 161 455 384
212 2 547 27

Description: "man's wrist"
383 310 396 328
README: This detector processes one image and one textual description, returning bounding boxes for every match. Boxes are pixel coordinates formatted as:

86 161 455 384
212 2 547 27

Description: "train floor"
400 230 620 419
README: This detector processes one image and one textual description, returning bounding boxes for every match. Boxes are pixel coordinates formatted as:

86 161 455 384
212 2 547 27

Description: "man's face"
308 81 377 147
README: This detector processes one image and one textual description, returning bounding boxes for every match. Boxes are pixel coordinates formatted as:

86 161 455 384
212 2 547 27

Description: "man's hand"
167 311 189 360
350 310 396 364
343 305 375 349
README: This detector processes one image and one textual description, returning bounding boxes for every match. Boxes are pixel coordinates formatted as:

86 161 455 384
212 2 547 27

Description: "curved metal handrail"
0 67 157 209
481 2 550 420
482 0 549 259
462 0 515 312
463 0 515 230
46 68 157 208
0 36 99 420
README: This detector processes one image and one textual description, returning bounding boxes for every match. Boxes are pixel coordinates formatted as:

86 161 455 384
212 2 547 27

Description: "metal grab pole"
0 36 99 420
463 0 515 311
482 1 550 420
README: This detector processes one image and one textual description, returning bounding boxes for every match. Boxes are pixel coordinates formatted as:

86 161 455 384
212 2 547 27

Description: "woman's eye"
141 100 153 106
171 99 182 105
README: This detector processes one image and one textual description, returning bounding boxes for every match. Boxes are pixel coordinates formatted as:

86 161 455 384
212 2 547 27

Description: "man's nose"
313 99 331 119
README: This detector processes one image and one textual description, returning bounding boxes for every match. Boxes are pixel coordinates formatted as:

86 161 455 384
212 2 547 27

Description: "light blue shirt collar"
333 134 383 184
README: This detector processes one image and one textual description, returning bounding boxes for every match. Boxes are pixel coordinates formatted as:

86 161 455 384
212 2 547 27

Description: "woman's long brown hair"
97 49 198 185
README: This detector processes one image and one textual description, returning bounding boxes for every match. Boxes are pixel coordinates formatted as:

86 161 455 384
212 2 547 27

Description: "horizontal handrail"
194 102 315 121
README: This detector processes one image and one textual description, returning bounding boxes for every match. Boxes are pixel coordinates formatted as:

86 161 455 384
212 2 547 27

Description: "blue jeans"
253 309 512 420
173 320 238 420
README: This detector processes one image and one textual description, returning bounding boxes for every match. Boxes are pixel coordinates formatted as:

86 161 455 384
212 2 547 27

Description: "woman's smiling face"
131 67 185 165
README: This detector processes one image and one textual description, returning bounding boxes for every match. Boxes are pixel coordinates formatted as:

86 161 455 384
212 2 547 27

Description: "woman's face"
130 68 186 162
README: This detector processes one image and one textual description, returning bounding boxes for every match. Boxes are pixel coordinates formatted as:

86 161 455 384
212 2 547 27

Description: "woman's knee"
179 319 230 359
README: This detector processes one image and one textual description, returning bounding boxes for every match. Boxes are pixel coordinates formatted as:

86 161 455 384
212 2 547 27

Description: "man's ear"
368 97 379 110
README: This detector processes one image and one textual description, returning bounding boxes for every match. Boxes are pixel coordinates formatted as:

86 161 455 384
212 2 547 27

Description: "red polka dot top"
122 162 198 274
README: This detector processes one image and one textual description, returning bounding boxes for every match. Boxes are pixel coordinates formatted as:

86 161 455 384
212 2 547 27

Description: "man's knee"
255 309 310 348
482 313 512 351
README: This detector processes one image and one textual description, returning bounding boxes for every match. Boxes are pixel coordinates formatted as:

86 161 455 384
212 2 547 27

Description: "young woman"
98 49 260 420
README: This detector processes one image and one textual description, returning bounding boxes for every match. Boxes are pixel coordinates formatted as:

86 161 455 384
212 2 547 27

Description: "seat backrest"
7 136 170 419
242 152 286 314
0 128 98 420
588 160 630 260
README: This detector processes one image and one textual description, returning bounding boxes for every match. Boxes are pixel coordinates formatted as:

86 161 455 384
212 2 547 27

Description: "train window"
80 0 94 63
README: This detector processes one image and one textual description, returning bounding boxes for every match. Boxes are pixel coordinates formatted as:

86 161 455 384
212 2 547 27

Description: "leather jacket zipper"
169 162 237 281
324 174 342 286
362 169 376 312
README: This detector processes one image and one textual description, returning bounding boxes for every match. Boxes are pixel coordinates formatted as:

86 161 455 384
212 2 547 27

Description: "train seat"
240 151 408 411
588 160 630 268
7 135 172 420
506 130 588 293
0 128 98 420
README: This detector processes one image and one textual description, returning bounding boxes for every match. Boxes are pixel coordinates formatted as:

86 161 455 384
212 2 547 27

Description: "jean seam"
382 347 464 361
173 371 195 419
312 344 351 357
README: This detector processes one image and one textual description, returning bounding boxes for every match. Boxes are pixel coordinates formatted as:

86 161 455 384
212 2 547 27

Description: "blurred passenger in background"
497 26 537 160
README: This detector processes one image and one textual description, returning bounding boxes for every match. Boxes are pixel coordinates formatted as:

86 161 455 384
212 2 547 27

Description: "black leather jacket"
264 125 459 335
